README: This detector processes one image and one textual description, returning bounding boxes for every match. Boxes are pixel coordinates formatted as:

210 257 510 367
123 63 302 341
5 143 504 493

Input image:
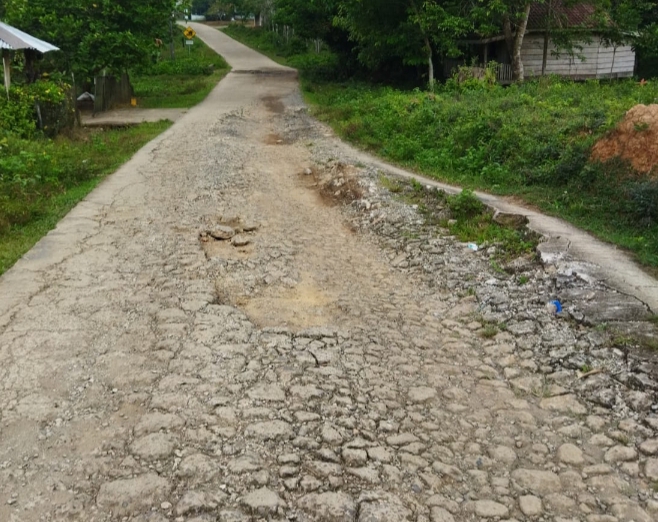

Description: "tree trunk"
426 38 434 89
512 4 532 81
542 1 554 75
409 0 434 89
2 49 11 98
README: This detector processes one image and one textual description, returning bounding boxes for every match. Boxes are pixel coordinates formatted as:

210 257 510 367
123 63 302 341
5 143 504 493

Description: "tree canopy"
6 0 657 85
2 0 177 80
269 0 658 83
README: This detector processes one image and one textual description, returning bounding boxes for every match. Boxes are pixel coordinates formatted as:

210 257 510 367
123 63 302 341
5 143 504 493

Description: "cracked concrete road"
1 22 658 522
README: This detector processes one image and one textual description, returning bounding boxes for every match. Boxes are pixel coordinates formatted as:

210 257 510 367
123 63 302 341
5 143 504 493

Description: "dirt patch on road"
264 133 286 145
241 274 338 329
301 162 365 206
592 104 658 175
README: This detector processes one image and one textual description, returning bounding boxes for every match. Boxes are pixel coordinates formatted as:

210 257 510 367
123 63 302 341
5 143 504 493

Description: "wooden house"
449 2 635 83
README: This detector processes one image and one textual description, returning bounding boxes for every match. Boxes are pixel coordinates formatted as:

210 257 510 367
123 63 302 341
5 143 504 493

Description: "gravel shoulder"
0 21 657 522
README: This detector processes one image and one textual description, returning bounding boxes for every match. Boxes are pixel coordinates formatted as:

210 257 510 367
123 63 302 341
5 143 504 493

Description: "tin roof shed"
0 21 59 52
1 20 60 95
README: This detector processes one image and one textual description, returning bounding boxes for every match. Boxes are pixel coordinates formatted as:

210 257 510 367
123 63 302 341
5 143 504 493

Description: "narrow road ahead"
0 23 656 522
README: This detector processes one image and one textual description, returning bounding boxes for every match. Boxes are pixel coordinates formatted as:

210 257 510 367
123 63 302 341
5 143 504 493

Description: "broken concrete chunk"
209 226 236 240
232 235 251 247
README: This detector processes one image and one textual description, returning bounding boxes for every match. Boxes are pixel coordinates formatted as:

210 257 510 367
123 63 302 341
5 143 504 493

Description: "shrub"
447 189 485 220
289 53 342 82
628 180 658 225
0 80 71 139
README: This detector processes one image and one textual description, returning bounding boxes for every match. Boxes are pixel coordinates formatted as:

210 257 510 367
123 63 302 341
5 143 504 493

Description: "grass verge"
304 79 658 270
223 24 291 66
0 121 172 275
132 34 230 108
222 25 342 82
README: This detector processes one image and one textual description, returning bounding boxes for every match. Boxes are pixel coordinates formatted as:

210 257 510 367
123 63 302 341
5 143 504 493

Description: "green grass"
0 122 172 275
223 25 342 83
131 35 230 108
303 78 658 269
223 24 292 65
480 324 499 338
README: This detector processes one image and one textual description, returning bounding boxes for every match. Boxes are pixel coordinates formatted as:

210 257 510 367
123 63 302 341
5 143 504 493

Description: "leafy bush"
628 180 658 224
289 53 342 82
447 189 485 220
0 80 71 139
444 62 499 93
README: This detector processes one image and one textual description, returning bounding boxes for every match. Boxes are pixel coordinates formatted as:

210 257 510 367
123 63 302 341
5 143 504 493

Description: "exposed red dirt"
592 104 658 176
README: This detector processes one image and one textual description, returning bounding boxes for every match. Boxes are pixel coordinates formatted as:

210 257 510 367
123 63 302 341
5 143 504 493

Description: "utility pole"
170 18 175 61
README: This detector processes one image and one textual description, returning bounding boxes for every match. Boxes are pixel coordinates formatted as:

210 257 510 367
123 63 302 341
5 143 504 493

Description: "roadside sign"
185 40 194 46
184 27 196 40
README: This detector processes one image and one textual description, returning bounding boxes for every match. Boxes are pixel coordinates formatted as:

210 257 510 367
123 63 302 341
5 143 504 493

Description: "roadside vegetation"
223 25 341 82
132 34 230 109
381 177 540 260
0 122 171 274
307 78 658 269
0 1 228 275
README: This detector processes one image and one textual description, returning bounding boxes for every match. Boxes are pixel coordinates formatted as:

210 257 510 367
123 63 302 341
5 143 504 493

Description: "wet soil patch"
262 95 285 114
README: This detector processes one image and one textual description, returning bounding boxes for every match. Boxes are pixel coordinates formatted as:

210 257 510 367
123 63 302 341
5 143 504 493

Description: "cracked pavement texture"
1 23 658 522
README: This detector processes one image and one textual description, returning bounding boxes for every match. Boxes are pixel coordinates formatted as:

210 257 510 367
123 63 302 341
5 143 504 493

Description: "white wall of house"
521 34 635 79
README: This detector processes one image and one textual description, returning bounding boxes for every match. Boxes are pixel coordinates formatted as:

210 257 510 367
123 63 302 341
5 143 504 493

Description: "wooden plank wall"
521 35 634 79
597 45 635 77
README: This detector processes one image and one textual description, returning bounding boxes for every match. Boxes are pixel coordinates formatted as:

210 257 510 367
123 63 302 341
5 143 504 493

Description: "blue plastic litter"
549 300 563 313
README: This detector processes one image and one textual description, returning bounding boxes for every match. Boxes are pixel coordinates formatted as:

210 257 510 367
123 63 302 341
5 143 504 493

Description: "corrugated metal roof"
527 2 598 32
0 21 59 53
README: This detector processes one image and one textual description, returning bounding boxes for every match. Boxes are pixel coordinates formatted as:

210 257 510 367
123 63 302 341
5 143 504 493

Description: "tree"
411 1 474 87
3 0 177 81
191 0 213 15
274 0 339 40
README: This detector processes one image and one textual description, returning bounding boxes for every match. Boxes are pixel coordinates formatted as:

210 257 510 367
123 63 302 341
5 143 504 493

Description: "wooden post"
610 46 617 76
2 49 11 99
170 19 175 61
542 1 553 76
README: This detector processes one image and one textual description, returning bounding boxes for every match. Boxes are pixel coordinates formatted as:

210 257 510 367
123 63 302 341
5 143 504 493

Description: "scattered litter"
467 243 479 251
547 300 563 314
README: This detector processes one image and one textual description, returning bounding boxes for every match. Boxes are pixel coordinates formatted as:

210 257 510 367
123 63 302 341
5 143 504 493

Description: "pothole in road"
300 162 365 207
199 216 258 260
214 271 339 330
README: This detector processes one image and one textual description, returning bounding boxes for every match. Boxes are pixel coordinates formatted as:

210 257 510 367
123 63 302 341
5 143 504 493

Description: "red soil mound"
591 104 658 176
